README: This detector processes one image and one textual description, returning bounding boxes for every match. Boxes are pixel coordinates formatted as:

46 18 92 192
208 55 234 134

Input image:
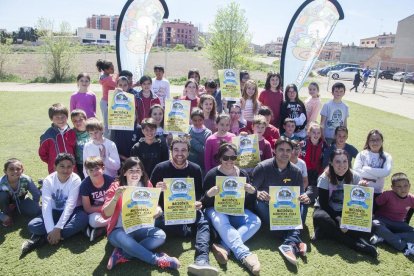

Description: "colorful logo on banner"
218 69 241 100
163 178 196 225
269 186 302 231
108 90 135 130
341 184 373 233
215 176 245 216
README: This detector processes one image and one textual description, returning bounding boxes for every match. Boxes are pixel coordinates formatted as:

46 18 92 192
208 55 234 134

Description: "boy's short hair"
84 156 104 170
119 70 133 78
190 108 204 119
70 109 87 120
258 105 273 117
335 126 348 135
85 117 104 132
154 65 164 72
391 172 410 186
275 136 294 151
252 115 267 126
54 153 75 166
170 136 191 152
48 103 68 120
204 79 217 89
141 118 157 130
283 118 296 126
331 82 346 93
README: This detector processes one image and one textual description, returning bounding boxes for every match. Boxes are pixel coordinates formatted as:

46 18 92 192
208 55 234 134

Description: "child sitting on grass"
371 172 414 256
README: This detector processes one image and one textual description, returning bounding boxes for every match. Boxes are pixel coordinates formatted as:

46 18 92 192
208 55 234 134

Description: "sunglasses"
222 155 237 161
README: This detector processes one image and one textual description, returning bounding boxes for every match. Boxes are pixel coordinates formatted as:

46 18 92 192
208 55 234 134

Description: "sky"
1 0 413 45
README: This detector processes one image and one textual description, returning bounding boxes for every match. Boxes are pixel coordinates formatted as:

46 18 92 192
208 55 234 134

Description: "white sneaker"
404 242 414 256
369 234 384 245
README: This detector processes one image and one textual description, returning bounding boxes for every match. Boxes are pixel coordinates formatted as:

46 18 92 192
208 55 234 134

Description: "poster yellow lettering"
232 134 260 168
121 187 161 234
108 89 135 130
164 99 191 134
218 69 241 100
340 184 373 232
215 176 245 216
269 186 302 230
163 178 196 225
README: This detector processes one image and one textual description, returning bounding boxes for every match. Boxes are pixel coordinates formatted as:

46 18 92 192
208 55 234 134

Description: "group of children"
1 59 413 274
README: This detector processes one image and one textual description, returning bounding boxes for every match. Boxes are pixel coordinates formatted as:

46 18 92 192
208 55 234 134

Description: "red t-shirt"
375 191 414 222
258 89 283 128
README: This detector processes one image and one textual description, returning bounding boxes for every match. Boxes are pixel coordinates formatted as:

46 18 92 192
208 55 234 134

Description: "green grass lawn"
0 91 413 275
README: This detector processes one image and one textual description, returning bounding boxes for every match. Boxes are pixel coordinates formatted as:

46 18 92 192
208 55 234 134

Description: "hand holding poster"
269 186 302 230
340 184 374 232
218 69 241 100
163 178 196 225
164 99 191 134
108 89 135 130
215 176 246 216
122 187 161 234
232 134 260 169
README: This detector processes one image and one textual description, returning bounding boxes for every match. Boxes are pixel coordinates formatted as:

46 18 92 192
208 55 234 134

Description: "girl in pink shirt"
304 82 322 127
70 73 96 118
198 94 217 133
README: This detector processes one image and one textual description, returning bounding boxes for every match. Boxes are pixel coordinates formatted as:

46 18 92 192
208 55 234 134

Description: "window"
100 34 106 39
96 17 101 29
85 33 93 39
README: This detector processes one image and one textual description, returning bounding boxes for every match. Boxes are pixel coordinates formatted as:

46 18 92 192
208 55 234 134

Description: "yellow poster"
121 187 161 234
108 89 135 130
218 69 241 100
340 184 374 232
215 176 246 216
164 99 191 134
232 134 261 169
269 186 302 231
163 178 196 225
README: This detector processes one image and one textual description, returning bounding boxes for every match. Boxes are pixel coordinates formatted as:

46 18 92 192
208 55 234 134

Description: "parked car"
378 70 395 79
369 69 382 78
318 63 359 76
405 73 414 84
328 67 361 80
317 66 332 76
393 72 407 82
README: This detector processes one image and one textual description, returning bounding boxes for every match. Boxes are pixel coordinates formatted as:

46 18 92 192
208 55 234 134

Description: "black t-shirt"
130 138 169 177
80 174 114 206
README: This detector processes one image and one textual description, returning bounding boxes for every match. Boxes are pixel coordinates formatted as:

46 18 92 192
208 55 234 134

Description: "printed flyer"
269 186 302 230
163 178 196 225
340 184 374 232
164 99 191 134
121 187 161 234
108 89 135 130
215 176 246 216
232 134 260 169
218 69 241 100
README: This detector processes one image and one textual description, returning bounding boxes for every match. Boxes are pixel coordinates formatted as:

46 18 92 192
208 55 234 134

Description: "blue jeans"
0 191 41 220
301 204 308 225
108 226 166 265
255 200 302 245
373 216 414 251
206 207 261 261
155 210 210 263
28 206 88 239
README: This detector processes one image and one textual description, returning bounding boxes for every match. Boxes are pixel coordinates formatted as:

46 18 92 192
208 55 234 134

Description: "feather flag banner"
280 0 344 90
116 0 169 82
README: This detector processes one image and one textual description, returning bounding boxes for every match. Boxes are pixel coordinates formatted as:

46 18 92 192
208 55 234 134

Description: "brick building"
154 19 198 48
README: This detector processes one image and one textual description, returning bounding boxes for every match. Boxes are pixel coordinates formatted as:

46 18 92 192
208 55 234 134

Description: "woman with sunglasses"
201 143 261 275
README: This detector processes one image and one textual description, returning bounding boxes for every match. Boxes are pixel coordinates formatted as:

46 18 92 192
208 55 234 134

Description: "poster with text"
340 184 373 232
122 187 161 233
163 178 196 225
215 176 246 216
108 89 135 130
218 69 241 100
232 134 260 169
269 186 302 230
164 99 191 134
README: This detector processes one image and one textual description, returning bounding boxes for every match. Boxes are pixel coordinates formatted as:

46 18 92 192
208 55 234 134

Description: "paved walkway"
1 78 413 120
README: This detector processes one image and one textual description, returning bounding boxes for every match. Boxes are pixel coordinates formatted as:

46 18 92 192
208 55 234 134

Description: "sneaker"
279 244 297 265
211 243 228 265
369 234 384 245
403 242 414 256
356 238 378 258
21 235 46 255
187 259 219 276
156 253 180 270
2 215 13 227
242 253 260 275
90 227 106 242
107 248 129 270
298 242 307 257
85 226 91 238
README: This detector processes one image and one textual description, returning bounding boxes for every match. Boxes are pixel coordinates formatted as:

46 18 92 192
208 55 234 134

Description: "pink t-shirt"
375 190 414 222
70 91 97 118
204 132 236 172
259 139 272 161
99 75 116 101
305 97 322 125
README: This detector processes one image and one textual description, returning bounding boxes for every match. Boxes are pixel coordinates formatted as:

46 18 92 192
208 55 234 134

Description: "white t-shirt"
291 159 308 178
83 138 121 177
152 78 170 107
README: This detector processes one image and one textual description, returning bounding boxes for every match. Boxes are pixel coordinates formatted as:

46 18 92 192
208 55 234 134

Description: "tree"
36 18 79 82
0 41 12 76
204 2 251 70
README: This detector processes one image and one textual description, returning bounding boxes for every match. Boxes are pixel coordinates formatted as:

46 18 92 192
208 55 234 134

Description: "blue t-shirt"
80 174 113 206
